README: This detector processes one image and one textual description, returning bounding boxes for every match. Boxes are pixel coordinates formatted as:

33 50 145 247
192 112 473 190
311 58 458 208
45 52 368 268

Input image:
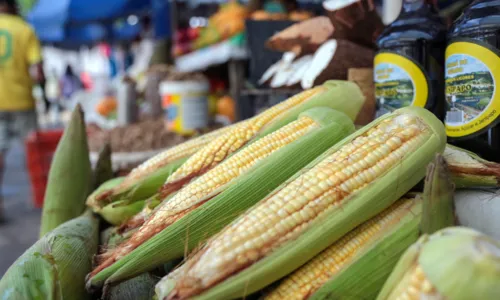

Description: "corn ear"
116 195 163 234
0 210 98 300
100 200 146 226
377 227 500 300
272 155 456 300
265 196 422 300
104 273 159 300
40 104 92 237
93 143 113 189
158 81 364 200
88 177 125 209
444 144 500 188
91 125 233 206
421 154 456 235
89 177 146 226
87 108 356 288
87 156 189 210
162 106 446 300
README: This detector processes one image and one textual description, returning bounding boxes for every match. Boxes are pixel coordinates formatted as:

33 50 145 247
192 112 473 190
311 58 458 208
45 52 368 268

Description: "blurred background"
0 0 471 275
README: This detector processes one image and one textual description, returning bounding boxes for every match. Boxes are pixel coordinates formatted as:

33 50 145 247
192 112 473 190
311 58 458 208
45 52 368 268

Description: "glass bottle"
375 0 447 120
445 0 500 161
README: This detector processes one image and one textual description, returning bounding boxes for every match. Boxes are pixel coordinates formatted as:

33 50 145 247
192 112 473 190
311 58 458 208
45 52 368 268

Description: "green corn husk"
159 106 446 300
99 200 147 226
87 107 357 288
87 156 189 210
421 154 456 235
253 80 364 140
93 143 113 190
377 227 500 300
90 81 363 211
89 177 146 226
40 104 92 237
264 195 422 300
444 144 500 188
0 210 99 300
104 273 159 300
282 155 456 300
117 81 365 238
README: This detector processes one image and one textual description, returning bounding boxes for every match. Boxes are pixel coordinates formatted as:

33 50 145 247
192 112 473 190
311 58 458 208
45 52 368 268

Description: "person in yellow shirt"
0 0 44 222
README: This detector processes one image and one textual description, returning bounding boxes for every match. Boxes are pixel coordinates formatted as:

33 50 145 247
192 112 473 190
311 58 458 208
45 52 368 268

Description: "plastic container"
160 80 210 135
24 129 64 208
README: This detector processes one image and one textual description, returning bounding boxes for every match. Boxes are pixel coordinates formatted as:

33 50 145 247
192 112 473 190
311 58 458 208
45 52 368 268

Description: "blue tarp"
27 0 154 43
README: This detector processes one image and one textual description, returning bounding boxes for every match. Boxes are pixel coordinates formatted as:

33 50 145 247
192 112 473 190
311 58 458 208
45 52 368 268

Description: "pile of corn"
1 81 499 300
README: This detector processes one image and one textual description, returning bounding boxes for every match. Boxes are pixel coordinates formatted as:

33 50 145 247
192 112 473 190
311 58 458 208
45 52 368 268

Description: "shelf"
175 39 248 73
241 88 303 96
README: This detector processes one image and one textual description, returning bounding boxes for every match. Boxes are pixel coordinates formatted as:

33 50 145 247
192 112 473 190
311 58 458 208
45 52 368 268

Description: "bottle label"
445 41 500 138
374 52 429 117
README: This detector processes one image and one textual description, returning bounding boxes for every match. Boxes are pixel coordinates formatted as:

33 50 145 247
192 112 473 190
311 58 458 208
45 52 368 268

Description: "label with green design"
374 52 429 117
445 41 500 138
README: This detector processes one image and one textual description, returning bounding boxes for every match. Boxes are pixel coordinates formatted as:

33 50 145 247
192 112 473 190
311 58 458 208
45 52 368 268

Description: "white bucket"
160 80 210 135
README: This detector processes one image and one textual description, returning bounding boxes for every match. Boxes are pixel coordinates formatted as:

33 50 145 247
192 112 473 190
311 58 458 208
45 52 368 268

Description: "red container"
25 130 64 208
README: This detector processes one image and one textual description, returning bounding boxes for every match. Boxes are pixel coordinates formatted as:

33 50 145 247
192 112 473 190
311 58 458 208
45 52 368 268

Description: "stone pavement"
0 141 41 276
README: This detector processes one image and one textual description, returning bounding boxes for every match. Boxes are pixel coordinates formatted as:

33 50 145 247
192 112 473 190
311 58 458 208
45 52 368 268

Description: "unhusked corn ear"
163 106 446 300
0 210 98 300
265 197 422 300
89 126 230 208
87 108 355 289
89 109 329 281
444 144 500 188
377 227 500 300
40 104 92 237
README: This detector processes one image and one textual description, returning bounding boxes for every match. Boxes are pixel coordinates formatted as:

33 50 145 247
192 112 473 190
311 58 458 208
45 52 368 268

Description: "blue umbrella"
27 0 151 43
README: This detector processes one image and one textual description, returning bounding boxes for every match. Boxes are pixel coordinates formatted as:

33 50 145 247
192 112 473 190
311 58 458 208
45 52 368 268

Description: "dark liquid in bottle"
375 0 446 120
446 0 500 162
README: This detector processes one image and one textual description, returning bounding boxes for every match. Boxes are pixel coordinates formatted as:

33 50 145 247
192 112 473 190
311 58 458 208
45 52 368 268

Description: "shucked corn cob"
88 108 354 284
264 197 422 300
377 227 500 300
159 107 446 300
88 126 230 209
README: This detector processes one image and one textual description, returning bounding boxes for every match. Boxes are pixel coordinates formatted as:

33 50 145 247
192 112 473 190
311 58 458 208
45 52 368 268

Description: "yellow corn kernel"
173 113 429 294
114 126 230 193
134 116 319 241
389 265 441 300
164 87 325 186
265 199 416 300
